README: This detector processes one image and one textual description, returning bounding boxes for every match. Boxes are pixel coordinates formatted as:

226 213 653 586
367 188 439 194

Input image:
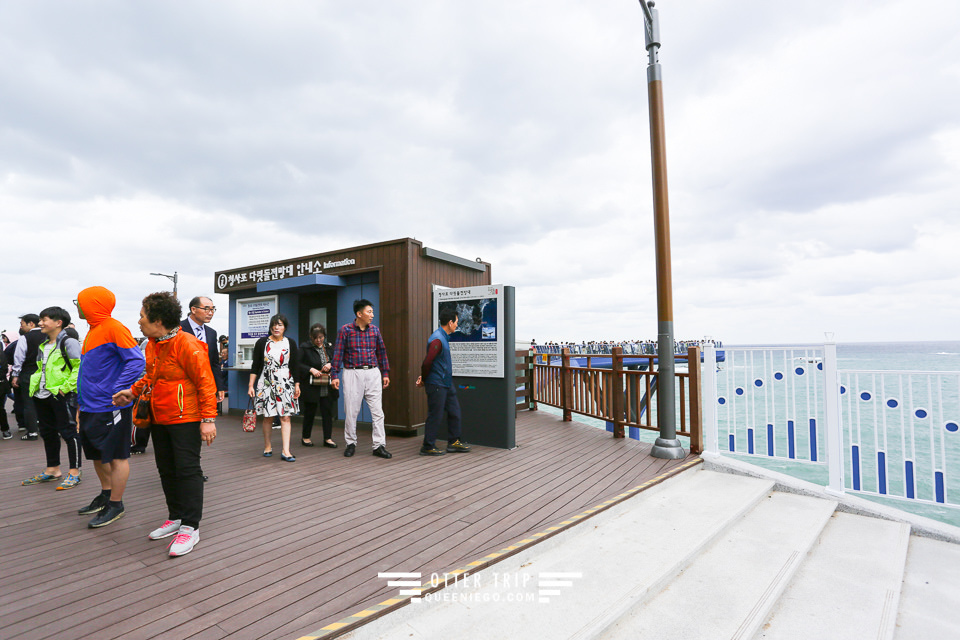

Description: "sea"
541 341 960 528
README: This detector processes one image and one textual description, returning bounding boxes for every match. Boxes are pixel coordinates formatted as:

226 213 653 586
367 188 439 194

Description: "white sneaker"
167 525 199 556
148 519 182 540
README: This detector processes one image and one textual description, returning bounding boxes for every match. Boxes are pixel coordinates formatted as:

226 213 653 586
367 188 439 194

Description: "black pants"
19 381 38 434
423 384 461 448
0 390 9 433
301 396 334 441
133 425 151 450
151 422 204 529
35 393 81 470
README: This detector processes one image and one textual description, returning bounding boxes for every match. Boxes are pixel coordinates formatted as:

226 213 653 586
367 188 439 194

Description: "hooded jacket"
131 329 218 424
76 286 146 412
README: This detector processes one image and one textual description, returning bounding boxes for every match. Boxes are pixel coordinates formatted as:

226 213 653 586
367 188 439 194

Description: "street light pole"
638 1 683 459
150 271 179 300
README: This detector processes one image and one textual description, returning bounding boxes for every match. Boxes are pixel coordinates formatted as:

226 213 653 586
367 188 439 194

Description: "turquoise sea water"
542 341 960 528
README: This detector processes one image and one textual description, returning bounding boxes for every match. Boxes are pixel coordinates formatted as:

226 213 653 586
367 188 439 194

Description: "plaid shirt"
331 321 390 380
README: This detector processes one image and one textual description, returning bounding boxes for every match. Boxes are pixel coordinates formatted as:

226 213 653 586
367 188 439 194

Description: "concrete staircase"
341 467 960 640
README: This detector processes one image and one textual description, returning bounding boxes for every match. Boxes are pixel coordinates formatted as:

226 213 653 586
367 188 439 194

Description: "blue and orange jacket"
77 286 146 412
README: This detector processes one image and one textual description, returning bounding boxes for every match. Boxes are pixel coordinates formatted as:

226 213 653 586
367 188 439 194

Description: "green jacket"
29 332 81 397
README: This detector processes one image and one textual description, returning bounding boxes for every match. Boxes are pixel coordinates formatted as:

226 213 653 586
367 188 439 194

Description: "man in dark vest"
11 313 43 440
415 307 471 456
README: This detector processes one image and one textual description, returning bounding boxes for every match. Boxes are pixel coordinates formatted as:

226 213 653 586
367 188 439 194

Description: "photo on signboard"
441 298 497 343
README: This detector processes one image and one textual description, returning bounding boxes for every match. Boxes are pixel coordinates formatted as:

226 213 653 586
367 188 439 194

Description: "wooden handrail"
531 347 704 447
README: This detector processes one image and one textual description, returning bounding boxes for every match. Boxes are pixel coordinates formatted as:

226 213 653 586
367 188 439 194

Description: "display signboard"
235 295 277 368
433 284 504 378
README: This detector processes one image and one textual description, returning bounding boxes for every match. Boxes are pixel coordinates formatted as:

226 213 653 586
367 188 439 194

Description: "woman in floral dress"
248 314 301 461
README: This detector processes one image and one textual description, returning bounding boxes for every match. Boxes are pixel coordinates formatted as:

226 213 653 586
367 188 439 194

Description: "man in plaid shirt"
331 299 392 459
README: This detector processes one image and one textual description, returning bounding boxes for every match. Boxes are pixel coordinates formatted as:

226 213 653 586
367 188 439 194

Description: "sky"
2 0 959 346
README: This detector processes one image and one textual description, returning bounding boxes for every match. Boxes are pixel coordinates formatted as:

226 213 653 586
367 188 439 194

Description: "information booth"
215 238 492 436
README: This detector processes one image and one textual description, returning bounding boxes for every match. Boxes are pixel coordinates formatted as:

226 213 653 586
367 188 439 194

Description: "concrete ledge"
700 452 960 544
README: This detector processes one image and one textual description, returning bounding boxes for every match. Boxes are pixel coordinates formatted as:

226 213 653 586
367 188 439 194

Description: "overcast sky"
2 0 959 346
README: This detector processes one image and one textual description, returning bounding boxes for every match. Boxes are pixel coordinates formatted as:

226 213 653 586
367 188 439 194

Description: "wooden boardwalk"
0 409 697 640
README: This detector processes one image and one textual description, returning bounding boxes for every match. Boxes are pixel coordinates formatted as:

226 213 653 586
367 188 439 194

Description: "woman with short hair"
112 292 218 557
298 323 338 448
248 314 301 461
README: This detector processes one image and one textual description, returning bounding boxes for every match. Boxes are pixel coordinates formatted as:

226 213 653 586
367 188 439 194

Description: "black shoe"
372 445 392 459
446 439 472 453
420 445 445 456
21 433 38 441
88 503 125 528
130 447 146 455
343 443 356 457
78 493 109 516
203 476 208 482
300 439 315 447
1 431 11 440
323 440 338 448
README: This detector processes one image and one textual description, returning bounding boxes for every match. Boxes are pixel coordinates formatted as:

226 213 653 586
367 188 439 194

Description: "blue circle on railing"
946 422 959 433
916 408 928 419
774 371 784 381
736 387 744 395
887 398 899 408
840 385 847 394
718 397 727 405
860 391 872 401
817 362 823 370
795 367 805 375
754 379 763 387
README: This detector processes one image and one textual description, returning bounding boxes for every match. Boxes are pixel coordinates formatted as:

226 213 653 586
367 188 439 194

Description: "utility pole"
638 1 683 459
150 271 179 300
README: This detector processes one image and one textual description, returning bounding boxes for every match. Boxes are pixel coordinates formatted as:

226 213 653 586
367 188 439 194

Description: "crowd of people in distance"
530 338 723 355
2 291 470 559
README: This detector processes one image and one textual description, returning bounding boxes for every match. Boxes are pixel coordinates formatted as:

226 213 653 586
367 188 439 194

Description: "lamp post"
150 271 179 300
638 1 683 459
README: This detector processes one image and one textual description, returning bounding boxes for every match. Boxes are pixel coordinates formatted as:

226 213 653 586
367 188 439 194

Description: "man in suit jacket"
180 296 227 402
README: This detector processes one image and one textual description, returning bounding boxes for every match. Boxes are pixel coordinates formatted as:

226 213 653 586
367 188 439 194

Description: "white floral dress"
255 338 299 417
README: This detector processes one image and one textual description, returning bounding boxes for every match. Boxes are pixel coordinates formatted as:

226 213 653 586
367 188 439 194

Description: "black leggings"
35 393 81 470
301 396 334 441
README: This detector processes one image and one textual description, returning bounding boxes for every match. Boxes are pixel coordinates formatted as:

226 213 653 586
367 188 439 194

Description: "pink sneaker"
148 519 182 540
167 525 199 556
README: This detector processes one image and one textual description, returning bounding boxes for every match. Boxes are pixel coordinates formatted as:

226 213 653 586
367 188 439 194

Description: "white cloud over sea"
2 0 959 345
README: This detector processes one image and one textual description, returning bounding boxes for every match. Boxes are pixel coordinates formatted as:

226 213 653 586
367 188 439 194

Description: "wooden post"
561 348 572 421
528 350 538 411
687 346 703 454
612 347 625 438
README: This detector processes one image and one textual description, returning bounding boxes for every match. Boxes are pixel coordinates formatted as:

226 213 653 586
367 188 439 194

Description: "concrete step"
754 512 910 640
598 491 837 640
342 468 775 640
895 535 960 638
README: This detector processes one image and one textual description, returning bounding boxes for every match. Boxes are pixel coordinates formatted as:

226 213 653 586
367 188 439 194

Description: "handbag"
132 388 152 428
242 397 257 432
309 373 330 386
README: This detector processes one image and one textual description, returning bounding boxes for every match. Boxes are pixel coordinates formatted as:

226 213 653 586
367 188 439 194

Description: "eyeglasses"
194 306 216 312
72 299 79 307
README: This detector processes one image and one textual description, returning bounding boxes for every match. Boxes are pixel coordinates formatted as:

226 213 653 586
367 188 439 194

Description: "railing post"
703 342 718 454
823 337 844 494
561 348 572 422
612 347 625 438
527 350 538 411
687 346 702 454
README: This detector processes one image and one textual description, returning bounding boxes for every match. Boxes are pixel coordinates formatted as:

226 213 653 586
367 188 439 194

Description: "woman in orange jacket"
113 291 217 557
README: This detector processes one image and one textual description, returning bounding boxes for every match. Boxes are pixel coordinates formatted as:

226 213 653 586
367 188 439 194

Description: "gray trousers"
341 368 385 449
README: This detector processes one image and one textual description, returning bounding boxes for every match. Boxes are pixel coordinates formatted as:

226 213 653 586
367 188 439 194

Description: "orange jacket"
131 329 218 424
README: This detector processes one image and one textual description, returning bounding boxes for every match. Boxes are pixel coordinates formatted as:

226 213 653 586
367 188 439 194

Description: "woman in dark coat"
297 323 338 448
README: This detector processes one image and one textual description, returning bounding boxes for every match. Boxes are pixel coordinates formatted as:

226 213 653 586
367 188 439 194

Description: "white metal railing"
704 343 960 511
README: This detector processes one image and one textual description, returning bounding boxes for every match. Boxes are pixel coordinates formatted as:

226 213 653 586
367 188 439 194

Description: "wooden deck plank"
0 408 697 640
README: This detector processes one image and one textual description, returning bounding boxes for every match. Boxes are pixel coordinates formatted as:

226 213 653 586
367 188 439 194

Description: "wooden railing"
532 346 703 453
515 350 537 412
